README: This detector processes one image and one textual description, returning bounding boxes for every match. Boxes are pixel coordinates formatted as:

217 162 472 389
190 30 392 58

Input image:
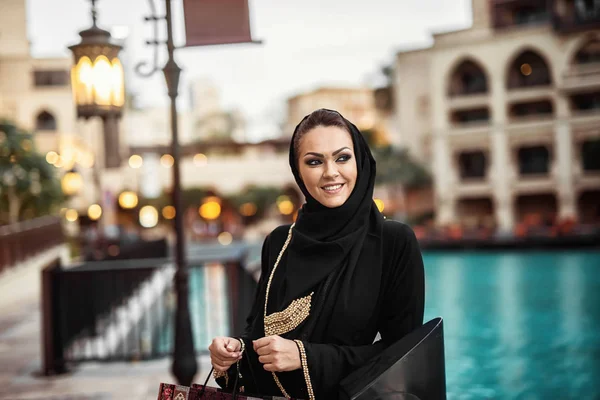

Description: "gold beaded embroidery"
264 292 313 336
263 224 313 399
294 340 315 400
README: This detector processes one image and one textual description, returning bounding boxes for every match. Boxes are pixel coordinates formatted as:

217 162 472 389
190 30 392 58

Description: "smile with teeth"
322 183 344 193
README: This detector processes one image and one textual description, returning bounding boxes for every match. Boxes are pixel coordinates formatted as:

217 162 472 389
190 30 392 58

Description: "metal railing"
42 242 260 375
0 216 64 273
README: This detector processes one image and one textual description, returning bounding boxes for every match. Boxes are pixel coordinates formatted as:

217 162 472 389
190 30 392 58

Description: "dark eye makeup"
304 153 352 166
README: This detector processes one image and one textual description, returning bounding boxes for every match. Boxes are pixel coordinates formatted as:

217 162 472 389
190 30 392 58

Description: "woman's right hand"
209 336 242 372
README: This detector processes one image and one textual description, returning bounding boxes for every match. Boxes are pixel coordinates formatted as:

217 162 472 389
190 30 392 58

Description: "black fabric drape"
216 110 425 399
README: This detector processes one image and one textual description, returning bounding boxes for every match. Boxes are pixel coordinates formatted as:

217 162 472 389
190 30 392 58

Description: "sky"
27 0 472 140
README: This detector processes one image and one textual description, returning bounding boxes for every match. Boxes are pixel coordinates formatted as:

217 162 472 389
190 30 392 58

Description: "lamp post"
136 0 197 385
68 0 125 170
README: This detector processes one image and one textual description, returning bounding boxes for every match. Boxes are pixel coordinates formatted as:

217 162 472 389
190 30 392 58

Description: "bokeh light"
139 205 159 228
87 204 102 220
129 154 143 169
160 154 174 168
162 205 176 220
218 232 233 245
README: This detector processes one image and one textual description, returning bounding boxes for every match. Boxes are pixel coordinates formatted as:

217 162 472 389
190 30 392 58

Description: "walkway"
0 247 213 400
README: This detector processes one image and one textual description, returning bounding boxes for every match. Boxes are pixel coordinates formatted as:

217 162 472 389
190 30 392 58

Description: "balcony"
513 172 557 194
561 63 600 92
576 169 600 191
570 110 600 135
448 123 492 141
506 118 554 145
455 178 494 198
505 86 554 103
447 94 490 111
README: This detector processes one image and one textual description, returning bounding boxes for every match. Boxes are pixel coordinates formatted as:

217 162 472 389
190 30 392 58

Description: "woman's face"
297 125 357 208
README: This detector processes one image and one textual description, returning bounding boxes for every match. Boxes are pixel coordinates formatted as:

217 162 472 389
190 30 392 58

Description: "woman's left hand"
253 335 301 372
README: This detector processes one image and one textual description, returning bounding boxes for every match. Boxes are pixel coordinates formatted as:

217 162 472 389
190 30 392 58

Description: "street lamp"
68 0 125 170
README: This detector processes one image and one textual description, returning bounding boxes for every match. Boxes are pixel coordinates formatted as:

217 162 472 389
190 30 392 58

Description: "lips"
321 183 345 194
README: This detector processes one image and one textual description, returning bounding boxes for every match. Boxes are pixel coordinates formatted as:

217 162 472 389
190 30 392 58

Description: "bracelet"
237 337 246 355
294 340 315 400
213 369 229 387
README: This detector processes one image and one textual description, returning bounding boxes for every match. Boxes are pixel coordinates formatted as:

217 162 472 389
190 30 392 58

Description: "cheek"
299 165 320 188
343 163 358 186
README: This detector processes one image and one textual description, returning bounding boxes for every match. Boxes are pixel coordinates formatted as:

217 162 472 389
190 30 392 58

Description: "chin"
318 196 348 208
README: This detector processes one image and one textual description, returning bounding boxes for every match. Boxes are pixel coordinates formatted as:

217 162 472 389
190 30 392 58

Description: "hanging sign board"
183 0 258 47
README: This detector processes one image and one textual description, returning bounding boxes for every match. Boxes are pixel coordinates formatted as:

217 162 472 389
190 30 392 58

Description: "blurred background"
0 0 599 398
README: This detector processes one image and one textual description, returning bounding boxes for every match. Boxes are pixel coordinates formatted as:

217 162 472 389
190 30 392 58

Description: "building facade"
393 0 600 232
285 87 378 134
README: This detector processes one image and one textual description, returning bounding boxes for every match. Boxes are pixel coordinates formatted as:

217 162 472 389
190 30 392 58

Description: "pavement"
0 247 214 400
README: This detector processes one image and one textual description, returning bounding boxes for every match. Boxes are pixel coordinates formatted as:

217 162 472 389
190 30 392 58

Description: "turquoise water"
161 250 600 398
423 251 600 399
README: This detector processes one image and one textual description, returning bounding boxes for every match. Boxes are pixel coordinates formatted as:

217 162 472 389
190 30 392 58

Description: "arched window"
35 111 57 131
574 38 600 64
448 60 488 96
507 50 552 89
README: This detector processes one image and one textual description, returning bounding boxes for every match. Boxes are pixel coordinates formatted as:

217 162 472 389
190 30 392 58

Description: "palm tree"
0 120 64 224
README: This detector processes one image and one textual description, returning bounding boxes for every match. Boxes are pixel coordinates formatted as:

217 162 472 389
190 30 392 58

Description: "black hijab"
267 109 384 327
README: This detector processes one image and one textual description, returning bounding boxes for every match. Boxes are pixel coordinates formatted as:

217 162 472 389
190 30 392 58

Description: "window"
514 5 549 25
458 151 487 179
492 0 550 29
582 139 600 171
510 100 554 118
570 92 600 111
448 60 488 96
507 50 552 89
575 38 600 64
518 146 550 175
451 108 490 125
33 70 70 87
35 111 57 131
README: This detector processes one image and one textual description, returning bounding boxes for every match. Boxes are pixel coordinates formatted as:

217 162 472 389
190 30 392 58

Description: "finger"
258 354 275 364
225 338 241 352
263 363 280 372
211 354 238 368
214 345 241 360
253 336 274 353
255 343 273 356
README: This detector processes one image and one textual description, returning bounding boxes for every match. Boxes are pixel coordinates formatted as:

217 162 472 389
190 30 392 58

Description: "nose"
323 161 339 179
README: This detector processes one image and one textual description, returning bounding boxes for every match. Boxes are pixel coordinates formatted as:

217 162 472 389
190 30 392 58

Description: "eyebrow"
303 147 351 158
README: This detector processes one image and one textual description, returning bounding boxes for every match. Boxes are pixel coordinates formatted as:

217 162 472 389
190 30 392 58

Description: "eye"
336 154 352 163
305 159 322 166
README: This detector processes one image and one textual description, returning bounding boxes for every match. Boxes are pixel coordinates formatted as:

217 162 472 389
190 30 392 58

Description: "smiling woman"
208 109 426 399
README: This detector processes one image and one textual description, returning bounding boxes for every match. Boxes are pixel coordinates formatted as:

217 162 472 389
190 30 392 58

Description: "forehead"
299 125 354 153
